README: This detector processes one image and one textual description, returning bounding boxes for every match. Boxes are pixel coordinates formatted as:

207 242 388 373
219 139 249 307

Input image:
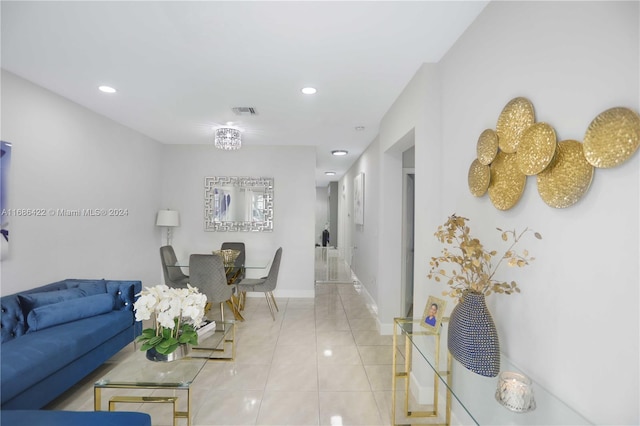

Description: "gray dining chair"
221 242 246 284
160 245 189 288
189 253 243 322
236 247 282 320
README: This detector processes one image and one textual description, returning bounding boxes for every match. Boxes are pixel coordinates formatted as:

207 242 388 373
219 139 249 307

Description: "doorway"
402 169 415 317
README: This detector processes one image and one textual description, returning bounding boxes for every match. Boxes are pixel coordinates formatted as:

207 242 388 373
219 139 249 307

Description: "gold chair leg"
269 291 279 312
264 293 276 321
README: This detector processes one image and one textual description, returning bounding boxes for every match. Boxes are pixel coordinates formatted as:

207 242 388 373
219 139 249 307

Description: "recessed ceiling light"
331 150 348 156
301 87 317 95
98 85 116 93
325 171 336 176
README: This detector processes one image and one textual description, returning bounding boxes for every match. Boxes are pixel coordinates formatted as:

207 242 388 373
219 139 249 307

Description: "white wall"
436 2 638 423
159 144 316 298
341 1 638 424
339 137 381 304
0 70 163 295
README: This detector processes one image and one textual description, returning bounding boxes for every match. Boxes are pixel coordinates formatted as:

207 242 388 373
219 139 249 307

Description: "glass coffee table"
94 321 235 426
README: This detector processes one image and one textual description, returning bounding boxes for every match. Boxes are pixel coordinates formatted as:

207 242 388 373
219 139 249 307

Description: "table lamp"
156 209 179 245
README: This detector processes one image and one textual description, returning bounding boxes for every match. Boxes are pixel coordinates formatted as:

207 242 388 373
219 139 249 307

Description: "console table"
392 318 591 425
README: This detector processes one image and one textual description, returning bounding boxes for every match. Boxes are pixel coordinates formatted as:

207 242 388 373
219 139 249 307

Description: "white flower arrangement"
134 284 207 355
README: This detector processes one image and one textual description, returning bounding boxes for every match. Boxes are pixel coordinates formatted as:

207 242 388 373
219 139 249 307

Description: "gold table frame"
392 317 452 426
94 321 235 425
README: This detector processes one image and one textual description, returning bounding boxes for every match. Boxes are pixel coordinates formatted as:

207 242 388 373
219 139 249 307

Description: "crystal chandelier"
214 128 242 150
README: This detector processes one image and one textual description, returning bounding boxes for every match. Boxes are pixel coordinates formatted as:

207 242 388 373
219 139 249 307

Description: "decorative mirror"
204 176 273 232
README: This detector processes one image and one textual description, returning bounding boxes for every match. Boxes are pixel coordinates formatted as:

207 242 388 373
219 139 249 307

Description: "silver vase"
146 344 189 362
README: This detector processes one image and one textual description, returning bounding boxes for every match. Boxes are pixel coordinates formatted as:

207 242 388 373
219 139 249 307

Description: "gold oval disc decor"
477 129 499 165
537 140 594 208
468 159 491 197
496 97 535 154
583 107 640 168
517 122 557 175
488 151 527 210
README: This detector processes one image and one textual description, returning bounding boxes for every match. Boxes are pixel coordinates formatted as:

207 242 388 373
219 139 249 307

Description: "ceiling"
1 1 488 187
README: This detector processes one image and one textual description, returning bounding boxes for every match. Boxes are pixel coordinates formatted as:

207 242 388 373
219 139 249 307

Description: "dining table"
167 256 270 321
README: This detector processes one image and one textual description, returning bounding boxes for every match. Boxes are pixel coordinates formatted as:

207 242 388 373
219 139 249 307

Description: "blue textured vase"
448 290 500 377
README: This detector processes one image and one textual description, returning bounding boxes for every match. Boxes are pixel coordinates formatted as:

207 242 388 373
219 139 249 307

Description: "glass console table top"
394 318 591 425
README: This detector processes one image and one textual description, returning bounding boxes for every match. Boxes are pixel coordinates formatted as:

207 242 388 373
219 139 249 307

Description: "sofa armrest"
105 280 141 312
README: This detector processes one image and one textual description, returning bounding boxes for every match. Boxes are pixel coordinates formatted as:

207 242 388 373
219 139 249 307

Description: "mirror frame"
204 176 274 232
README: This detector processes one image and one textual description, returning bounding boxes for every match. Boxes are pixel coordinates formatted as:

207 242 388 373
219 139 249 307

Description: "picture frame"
420 295 446 332
1 141 12 260
354 172 364 225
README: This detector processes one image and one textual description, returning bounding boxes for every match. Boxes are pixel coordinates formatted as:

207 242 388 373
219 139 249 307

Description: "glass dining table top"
167 261 269 270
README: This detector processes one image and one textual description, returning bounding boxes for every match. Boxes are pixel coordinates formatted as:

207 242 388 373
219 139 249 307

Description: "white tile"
352 330 393 346
317 345 362 365
364 364 393 391
319 391 384 426
318 364 371 391
315 316 351 331
256 391 319 425
193 390 263 425
317 330 355 347
357 345 395 365
272 343 318 365
265 362 319 391
213 363 270 390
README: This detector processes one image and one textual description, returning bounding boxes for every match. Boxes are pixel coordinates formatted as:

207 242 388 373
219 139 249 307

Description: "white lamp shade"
156 210 180 227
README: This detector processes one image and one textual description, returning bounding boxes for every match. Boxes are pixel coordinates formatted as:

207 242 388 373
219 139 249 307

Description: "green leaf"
147 335 164 346
141 328 156 338
156 342 180 355
140 342 155 351
157 337 179 349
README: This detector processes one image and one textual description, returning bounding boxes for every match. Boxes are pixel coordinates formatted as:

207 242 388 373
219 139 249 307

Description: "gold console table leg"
391 317 451 426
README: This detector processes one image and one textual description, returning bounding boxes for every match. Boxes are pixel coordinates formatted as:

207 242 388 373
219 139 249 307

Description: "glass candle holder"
495 371 536 413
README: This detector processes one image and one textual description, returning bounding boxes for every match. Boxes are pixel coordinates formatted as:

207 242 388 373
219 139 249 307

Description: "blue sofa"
0 410 151 426
0 279 142 410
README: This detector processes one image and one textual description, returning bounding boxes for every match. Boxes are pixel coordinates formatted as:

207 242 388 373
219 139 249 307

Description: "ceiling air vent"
232 107 258 116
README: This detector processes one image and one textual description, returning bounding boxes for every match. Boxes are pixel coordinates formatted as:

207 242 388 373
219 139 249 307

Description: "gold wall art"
488 151 526 210
468 97 640 209
468 159 491 197
496 97 535 154
517 122 557 176
583 107 640 168
537 140 594 208
477 129 499 165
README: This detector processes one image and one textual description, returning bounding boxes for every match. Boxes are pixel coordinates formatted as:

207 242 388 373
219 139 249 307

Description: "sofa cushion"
17 288 85 316
1 310 133 404
26 293 114 332
64 279 107 296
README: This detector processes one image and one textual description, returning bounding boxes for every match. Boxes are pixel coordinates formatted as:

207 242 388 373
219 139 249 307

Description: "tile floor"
47 278 404 425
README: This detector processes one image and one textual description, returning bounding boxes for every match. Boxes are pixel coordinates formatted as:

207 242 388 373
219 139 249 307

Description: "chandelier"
214 128 242 150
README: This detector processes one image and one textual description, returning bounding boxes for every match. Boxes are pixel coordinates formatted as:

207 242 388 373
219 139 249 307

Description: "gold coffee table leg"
108 395 184 426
